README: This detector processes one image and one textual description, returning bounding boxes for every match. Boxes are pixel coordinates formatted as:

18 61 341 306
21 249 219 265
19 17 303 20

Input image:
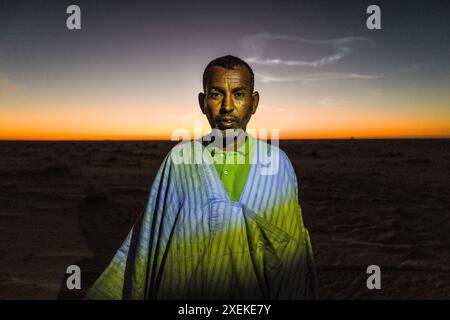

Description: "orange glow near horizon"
1 102 449 140
1 126 449 141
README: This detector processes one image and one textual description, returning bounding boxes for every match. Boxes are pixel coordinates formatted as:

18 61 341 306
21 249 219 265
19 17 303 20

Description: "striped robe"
85 138 318 300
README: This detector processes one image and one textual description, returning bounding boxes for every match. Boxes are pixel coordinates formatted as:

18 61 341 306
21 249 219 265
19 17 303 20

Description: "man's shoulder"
252 138 297 180
165 140 205 165
254 138 291 163
169 139 199 153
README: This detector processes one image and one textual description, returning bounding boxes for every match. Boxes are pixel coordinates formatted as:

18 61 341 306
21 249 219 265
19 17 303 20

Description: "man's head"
199 55 259 132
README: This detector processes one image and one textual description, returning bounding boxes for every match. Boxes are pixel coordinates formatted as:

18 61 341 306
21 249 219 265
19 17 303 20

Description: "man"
85 55 317 300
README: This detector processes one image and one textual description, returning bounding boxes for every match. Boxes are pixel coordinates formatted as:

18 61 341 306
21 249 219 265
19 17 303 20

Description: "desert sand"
0 139 449 299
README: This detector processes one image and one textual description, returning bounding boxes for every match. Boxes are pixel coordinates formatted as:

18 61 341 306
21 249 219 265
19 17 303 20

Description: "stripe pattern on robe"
85 137 318 300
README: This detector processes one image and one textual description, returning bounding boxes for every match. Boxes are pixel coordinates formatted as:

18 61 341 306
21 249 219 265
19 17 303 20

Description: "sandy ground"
0 139 449 299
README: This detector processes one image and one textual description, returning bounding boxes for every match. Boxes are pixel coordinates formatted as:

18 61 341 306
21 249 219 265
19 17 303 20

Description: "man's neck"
205 128 247 151
221 130 246 151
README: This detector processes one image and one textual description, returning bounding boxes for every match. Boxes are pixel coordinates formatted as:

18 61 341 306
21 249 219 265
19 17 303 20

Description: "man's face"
199 65 259 131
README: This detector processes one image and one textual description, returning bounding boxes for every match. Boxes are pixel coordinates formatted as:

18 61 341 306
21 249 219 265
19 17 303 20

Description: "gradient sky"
1 0 449 139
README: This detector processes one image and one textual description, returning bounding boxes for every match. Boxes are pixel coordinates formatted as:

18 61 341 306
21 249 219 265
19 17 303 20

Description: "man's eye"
209 92 222 98
234 91 244 98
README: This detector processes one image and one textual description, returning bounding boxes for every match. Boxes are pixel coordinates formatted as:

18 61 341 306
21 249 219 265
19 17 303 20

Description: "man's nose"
221 93 234 112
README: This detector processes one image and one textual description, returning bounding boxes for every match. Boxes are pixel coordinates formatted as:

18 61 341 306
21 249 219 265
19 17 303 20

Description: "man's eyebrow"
232 86 246 93
208 86 225 94
208 85 248 93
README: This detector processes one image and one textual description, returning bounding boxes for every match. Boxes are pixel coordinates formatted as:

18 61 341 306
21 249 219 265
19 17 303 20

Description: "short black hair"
202 55 254 92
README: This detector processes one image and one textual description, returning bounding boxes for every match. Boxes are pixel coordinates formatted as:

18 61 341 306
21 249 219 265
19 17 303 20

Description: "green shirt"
207 134 255 202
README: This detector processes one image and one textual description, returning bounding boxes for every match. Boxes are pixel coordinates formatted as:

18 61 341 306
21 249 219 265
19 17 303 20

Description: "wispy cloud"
240 32 371 67
255 62 435 84
256 72 380 84
239 32 379 84
386 62 437 77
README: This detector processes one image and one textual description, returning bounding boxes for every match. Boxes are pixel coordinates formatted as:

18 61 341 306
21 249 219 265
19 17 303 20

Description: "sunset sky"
1 0 449 140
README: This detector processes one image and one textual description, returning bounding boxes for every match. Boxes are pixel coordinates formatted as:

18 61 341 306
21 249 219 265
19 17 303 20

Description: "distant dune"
0 139 449 299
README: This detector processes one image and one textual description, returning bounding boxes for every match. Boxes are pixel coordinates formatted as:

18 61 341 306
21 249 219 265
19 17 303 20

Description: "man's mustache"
216 115 240 122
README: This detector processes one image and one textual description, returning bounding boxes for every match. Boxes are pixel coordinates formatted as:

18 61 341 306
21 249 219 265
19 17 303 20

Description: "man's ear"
198 92 206 114
251 91 259 114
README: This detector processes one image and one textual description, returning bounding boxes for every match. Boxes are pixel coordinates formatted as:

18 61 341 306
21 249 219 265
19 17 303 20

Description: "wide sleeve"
84 152 182 300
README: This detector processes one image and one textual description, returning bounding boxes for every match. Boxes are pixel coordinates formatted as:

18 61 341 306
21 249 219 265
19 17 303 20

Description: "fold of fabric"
85 138 318 300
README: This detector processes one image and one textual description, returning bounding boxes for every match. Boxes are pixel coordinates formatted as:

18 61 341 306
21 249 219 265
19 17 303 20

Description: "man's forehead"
206 66 250 88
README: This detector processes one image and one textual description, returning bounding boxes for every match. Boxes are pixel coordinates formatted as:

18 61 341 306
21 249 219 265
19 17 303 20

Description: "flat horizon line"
1 137 449 142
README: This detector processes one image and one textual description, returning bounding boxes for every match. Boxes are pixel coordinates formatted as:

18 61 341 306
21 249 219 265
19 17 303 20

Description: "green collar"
206 133 254 158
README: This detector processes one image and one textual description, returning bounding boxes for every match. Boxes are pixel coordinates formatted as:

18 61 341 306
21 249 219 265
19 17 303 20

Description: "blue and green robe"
85 137 317 299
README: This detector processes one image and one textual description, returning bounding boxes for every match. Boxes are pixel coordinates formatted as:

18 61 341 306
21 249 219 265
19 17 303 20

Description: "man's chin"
216 126 244 134
216 122 242 131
